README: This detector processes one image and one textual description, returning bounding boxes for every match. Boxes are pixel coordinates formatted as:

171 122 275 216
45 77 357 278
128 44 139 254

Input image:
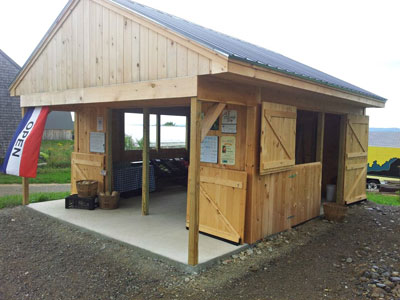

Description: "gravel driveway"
0 201 399 299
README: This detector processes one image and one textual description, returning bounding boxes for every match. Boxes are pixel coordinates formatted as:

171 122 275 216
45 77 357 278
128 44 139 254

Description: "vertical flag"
1 106 50 178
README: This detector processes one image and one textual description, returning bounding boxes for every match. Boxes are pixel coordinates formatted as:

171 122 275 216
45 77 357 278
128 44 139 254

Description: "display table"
113 163 156 193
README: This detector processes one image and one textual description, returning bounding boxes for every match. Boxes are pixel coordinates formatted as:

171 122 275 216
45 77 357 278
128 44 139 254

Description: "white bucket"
326 184 336 202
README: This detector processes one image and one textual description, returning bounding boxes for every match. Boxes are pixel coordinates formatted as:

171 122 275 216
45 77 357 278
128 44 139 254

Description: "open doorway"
321 113 341 202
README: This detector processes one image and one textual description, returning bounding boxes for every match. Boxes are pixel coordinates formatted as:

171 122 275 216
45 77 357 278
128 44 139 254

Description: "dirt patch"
0 201 399 300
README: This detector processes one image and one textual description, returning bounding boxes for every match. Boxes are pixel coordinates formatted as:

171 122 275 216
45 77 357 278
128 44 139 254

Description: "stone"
376 283 386 288
246 249 254 256
370 287 385 298
360 277 368 282
232 254 239 259
346 257 353 263
249 265 259 272
256 250 262 255
184 278 190 283
392 271 399 276
389 276 400 282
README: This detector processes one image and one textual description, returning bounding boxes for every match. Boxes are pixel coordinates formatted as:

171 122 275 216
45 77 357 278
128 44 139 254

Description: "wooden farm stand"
9 0 386 266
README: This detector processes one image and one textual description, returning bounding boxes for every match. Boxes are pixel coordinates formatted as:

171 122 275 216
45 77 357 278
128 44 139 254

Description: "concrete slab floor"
28 186 246 267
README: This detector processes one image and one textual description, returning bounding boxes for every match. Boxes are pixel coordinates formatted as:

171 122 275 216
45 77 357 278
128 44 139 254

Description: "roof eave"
228 57 386 108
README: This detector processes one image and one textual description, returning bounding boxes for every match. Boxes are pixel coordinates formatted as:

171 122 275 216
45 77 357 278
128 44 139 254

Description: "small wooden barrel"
76 180 98 198
323 202 348 222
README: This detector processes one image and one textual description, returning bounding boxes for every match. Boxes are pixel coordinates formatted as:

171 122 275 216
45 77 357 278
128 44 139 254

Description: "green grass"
367 192 400 206
0 140 73 184
0 191 70 209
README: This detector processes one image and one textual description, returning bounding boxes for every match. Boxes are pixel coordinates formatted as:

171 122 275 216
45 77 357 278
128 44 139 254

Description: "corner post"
21 107 29 205
142 108 150 215
316 112 325 162
188 97 201 266
106 109 113 193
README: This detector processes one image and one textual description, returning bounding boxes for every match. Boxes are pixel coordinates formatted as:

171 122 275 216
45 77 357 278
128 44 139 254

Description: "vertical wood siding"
16 0 214 95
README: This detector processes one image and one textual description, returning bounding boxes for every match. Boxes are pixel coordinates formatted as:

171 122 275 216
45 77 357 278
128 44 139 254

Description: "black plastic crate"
65 194 98 210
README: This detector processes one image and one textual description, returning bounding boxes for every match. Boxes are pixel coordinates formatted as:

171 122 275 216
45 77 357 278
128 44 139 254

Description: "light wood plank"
316 112 325 162
157 34 167 79
188 97 201 266
142 108 150 215
123 17 132 83
139 25 149 81
177 44 188 77
167 39 177 78
131 21 140 82
148 30 158 80
102 6 110 86
116 13 124 84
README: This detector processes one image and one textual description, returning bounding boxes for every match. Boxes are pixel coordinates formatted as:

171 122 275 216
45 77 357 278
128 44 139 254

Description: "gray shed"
0 49 21 159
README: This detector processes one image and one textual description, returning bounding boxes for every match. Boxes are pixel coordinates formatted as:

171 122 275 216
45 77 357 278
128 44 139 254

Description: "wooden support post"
142 108 150 215
188 97 201 266
21 107 29 205
185 112 190 151
106 109 113 193
316 112 325 162
156 113 161 151
336 114 347 204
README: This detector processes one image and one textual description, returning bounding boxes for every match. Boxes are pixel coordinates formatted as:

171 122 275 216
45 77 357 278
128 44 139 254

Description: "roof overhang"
227 59 385 108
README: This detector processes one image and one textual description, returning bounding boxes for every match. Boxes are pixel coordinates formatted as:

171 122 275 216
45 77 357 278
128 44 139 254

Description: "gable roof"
369 132 400 148
111 0 386 102
45 111 74 130
0 49 20 71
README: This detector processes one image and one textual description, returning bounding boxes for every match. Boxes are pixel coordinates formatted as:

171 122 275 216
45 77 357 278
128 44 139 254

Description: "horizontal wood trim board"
20 77 197 107
346 194 367 204
200 176 243 189
72 159 103 167
346 163 367 171
186 222 240 243
346 152 368 158
263 160 295 170
264 109 297 119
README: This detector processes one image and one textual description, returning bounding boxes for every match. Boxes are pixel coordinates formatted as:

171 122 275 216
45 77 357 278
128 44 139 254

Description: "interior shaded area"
295 110 318 165
29 186 245 265
321 113 341 199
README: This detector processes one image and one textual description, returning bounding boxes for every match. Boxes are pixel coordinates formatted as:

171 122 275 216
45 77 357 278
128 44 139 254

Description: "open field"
0 140 73 184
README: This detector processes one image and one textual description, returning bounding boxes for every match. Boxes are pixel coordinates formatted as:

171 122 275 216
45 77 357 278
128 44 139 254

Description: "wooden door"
342 114 369 204
71 152 105 194
187 166 247 243
260 102 297 174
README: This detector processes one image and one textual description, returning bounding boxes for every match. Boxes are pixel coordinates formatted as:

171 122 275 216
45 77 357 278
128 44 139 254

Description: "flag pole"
21 107 29 205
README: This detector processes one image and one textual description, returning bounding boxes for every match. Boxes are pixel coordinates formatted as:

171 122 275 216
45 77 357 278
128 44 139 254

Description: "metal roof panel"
112 0 386 102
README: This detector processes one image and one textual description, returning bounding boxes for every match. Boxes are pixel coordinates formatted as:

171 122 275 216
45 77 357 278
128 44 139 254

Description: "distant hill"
370 128 400 132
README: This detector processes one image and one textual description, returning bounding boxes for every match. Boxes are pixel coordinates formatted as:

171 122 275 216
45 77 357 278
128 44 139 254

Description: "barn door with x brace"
259 102 297 175
341 114 369 204
186 166 247 243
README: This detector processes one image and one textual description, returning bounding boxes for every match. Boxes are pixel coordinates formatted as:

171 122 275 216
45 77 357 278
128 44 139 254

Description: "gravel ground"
0 200 399 300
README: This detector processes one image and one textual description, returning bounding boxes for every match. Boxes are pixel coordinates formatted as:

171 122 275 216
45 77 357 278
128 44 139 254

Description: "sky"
0 0 399 128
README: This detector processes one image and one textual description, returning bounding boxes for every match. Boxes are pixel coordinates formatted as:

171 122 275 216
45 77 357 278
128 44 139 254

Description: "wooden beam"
106 108 113 193
20 76 198 107
336 115 347 204
188 97 201 266
316 112 325 162
21 107 29 205
142 108 150 215
200 103 226 141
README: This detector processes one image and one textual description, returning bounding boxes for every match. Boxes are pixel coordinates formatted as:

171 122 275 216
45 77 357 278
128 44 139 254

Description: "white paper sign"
221 110 237 125
200 136 218 163
90 132 105 153
222 124 237 134
97 116 104 131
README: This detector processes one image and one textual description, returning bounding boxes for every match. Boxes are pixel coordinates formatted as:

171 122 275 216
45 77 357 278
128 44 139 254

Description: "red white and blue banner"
1 106 50 178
